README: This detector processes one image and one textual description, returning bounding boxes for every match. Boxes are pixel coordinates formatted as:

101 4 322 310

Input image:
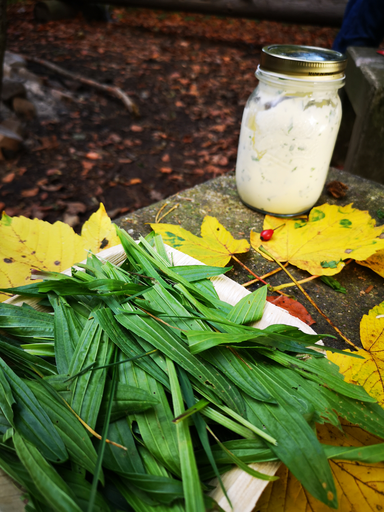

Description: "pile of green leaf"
1 227 384 512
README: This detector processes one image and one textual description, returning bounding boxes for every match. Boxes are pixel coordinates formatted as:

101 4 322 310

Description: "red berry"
260 223 285 241
260 229 274 241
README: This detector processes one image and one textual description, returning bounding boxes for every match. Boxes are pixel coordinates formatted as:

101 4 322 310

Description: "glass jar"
235 45 347 216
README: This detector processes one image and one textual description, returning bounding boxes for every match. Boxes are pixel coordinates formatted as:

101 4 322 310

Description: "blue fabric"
332 0 384 54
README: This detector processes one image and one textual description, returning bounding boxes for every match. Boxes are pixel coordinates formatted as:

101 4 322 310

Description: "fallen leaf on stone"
250 203 384 276
40 184 63 192
0 203 120 301
21 187 39 198
161 153 170 162
257 419 384 512
168 174 183 181
123 178 142 186
46 168 61 176
33 135 59 152
2 172 15 183
266 295 315 326
63 213 79 228
151 215 249 266
86 151 101 160
212 124 226 132
65 202 87 215
357 249 384 278
82 160 94 171
327 302 384 408
326 180 349 199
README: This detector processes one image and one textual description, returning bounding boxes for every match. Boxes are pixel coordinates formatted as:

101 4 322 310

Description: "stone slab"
116 167 384 349
342 47 384 184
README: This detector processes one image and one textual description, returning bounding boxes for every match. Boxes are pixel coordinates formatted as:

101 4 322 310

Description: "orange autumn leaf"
0 204 120 302
151 216 249 267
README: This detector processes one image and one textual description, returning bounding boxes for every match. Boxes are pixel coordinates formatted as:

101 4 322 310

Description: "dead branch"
24 55 139 116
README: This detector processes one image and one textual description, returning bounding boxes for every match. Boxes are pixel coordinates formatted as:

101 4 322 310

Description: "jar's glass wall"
235 72 343 216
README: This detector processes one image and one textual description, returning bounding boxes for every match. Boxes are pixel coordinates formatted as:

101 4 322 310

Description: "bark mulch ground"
1 3 339 229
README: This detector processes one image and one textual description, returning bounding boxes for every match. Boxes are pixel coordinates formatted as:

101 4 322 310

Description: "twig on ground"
155 202 180 223
272 274 319 291
23 55 139 115
231 255 289 297
242 263 289 287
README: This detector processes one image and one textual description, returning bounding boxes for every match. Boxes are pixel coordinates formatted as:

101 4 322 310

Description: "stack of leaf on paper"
0 207 384 511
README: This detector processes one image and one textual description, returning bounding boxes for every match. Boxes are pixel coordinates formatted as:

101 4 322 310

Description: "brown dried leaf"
266 295 316 326
326 180 349 199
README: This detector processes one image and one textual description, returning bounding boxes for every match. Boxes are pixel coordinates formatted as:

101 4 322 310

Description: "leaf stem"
272 275 319 291
231 255 288 297
258 246 359 350
242 263 288 287
155 202 180 223
61 397 127 451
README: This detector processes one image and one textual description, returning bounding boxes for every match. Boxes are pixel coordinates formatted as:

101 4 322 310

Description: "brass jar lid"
260 45 347 79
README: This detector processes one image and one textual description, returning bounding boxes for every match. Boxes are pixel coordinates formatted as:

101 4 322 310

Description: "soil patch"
2 3 339 229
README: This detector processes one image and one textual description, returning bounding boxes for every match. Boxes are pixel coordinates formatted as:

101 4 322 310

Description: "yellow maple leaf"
150 216 250 267
250 203 384 276
327 302 384 408
0 204 120 302
256 419 384 512
357 249 384 278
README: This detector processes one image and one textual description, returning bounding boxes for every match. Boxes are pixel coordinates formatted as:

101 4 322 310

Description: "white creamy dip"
236 78 342 215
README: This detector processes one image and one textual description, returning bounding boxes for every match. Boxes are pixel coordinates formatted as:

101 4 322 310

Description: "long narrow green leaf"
115 474 185 509
261 350 376 402
69 309 113 429
248 355 340 428
119 358 181 476
26 379 102 481
49 295 82 374
177 366 231 507
102 418 146 475
200 347 276 403
0 357 67 463
172 398 209 424
201 406 256 439
57 469 110 512
13 432 82 512
167 357 205 512
0 368 15 425
323 443 384 463
20 343 55 357
0 447 48 505
195 438 277 467
93 307 170 389
227 285 267 325
98 380 159 423
169 265 230 282
88 348 117 512
317 385 384 439
207 425 278 481
244 359 338 510
0 336 57 376
116 311 245 415
0 410 11 435
0 303 54 340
